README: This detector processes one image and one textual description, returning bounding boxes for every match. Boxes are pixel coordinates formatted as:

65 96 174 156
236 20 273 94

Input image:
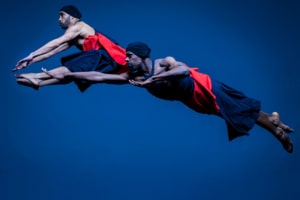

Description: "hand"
129 79 148 87
12 54 33 72
129 77 157 87
41 67 64 80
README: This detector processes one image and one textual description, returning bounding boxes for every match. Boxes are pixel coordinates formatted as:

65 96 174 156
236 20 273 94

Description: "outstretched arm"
13 25 80 72
30 43 71 64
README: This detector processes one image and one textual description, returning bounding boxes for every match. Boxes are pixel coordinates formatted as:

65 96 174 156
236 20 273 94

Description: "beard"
127 63 139 72
126 63 134 69
127 62 145 72
59 16 71 29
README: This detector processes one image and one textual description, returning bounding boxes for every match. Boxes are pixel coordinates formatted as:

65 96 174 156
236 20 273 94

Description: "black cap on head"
126 42 151 59
60 5 82 19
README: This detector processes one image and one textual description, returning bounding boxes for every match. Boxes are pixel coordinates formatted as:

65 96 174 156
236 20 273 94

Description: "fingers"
12 67 19 72
129 80 137 85
12 64 24 72
13 61 28 72
129 79 142 87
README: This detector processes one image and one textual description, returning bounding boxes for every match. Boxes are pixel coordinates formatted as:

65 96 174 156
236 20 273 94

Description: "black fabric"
211 79 261 141
61 49 120 92
146 76 194 101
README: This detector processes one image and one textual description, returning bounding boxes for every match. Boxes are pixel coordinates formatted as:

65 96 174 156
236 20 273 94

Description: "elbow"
183 68 190 76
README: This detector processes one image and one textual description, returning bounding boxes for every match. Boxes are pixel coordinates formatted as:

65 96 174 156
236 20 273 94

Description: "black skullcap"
126 42 151 58
60 5 82 19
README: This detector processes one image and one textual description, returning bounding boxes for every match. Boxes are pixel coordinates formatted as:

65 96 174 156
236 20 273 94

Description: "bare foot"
16 73 40 86
271 112 294 133
16 78 39 90
273 126 293 153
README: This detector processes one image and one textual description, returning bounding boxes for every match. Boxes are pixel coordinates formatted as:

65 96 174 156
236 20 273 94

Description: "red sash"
83 33 127 67
183 68 220 114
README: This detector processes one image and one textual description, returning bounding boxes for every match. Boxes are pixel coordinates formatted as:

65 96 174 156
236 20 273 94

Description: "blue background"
1 0 300 199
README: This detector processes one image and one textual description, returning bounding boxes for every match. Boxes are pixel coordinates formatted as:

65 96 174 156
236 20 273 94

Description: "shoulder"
67 21 89 32
164 56 176 62
157 56 177 67
155 56 176 61
67 21 95 37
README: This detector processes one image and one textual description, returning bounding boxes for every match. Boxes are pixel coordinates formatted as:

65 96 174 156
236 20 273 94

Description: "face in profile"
126 51 143 72
58 11 71 29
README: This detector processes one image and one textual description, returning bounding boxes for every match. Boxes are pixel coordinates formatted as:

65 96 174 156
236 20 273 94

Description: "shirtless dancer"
14 5 127 92
42 42 295 153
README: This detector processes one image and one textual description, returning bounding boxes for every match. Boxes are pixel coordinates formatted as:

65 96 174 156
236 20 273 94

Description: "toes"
275 127 293 153
281 125 294 133
272 112 294 133
284 138 293 153
275 127 286 140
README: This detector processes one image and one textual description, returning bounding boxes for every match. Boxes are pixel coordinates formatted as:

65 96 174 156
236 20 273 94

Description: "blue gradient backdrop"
1 0 300 200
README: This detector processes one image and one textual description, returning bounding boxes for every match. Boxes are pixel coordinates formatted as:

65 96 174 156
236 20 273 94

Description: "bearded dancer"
42 42 295 153
14 5 127 92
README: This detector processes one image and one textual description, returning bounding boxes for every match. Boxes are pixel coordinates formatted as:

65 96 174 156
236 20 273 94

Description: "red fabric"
83 33 127 66
182 68 220 114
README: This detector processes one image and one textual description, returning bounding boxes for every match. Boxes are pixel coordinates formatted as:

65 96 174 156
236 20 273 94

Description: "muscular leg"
256 111 294 153
16 66 71 89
